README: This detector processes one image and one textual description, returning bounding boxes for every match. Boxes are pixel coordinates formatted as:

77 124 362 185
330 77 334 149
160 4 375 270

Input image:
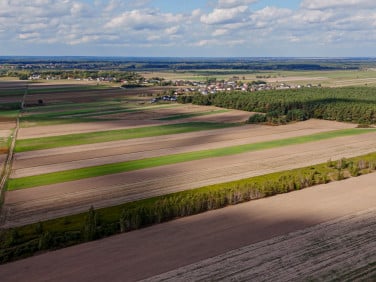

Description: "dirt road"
0 173 375 282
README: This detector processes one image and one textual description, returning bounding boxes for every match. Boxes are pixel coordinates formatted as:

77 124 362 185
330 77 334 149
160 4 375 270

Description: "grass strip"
7 128 375 190
1 152 376 264
15 122 237 152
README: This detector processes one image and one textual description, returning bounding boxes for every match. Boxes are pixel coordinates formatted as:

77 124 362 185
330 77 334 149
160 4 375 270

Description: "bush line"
1 152 376 264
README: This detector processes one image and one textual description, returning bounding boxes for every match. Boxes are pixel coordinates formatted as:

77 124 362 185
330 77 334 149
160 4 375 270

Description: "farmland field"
0 78 376 274
1 173 375 281
3 123 376 227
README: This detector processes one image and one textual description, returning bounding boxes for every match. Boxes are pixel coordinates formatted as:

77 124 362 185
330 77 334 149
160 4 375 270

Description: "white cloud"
301 0 376 10
105 10 182 31
0 0 375 56
212 28 228 36
200 6 248 25
217 0 257 8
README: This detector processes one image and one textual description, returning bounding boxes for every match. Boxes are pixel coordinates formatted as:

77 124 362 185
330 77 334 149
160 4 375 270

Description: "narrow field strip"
68 103 181 118
15 122 235 152
23 103 179 120
27 86 109 94
7 128 375 190
157 109 229 120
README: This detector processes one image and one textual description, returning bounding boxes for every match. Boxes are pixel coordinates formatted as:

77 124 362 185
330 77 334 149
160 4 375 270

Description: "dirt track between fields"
0 173 375 282
3 129 376 228
11 120 355 178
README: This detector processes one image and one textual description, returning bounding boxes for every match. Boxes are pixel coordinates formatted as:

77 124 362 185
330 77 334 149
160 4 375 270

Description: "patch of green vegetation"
8 128 375 190
15 122 236 153
0 102 22 111
157 109 229 120
1 152 376 264
0 109 19 118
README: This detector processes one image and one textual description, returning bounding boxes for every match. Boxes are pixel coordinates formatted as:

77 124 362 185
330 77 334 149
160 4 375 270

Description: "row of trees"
179 87 376 124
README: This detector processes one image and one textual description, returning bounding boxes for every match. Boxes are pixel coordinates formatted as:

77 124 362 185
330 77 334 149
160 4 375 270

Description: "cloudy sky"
0 0 375 57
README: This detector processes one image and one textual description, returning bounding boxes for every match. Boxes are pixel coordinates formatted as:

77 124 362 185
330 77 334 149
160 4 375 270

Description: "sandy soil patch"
12 120 356 177
0 121 15 130
0 174 375 281
0 129 12 138
265 76 328 83
3 131 376 227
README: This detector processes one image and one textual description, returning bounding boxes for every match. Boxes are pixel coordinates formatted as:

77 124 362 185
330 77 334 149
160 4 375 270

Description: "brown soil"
3 130 376 228
146 208 376 282
0 173 375 282
17 120 168 139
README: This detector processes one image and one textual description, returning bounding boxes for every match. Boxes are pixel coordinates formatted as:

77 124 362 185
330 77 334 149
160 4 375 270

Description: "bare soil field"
12 120 355 178
265 76 328 83
3 130 376 227
24 86 170 105
0 173 375 282
18 119 167 139
146 208 376 282
17 104 251 139
24 88 127 105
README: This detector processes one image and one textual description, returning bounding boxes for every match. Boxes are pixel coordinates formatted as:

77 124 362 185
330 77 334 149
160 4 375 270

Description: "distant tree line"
179 87 376 124
1 70 144 83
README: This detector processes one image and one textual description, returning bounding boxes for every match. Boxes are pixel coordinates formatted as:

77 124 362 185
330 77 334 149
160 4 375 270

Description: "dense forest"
179 87 376 124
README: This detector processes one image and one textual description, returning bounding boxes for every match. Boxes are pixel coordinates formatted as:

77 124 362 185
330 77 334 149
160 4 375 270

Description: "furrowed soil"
0 173 375 282
2 127 376 227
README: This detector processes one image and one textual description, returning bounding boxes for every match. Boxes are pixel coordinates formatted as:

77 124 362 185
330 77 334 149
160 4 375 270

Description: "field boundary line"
0 84 27 224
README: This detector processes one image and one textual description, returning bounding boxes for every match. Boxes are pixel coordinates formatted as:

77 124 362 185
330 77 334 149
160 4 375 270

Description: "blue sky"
0 0 375 57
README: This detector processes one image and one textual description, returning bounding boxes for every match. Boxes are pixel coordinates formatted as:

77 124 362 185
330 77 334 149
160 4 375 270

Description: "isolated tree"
82 205 97 241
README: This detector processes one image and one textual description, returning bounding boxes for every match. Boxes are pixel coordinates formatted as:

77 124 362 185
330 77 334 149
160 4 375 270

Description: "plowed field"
1 173 375 282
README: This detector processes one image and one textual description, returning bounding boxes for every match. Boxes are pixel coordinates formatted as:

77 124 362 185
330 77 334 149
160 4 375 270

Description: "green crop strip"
15 122 237 152
7 128 375 190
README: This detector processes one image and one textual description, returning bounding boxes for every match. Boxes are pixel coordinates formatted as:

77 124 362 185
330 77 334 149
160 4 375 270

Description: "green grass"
7 128 375 190
15 122 237 152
